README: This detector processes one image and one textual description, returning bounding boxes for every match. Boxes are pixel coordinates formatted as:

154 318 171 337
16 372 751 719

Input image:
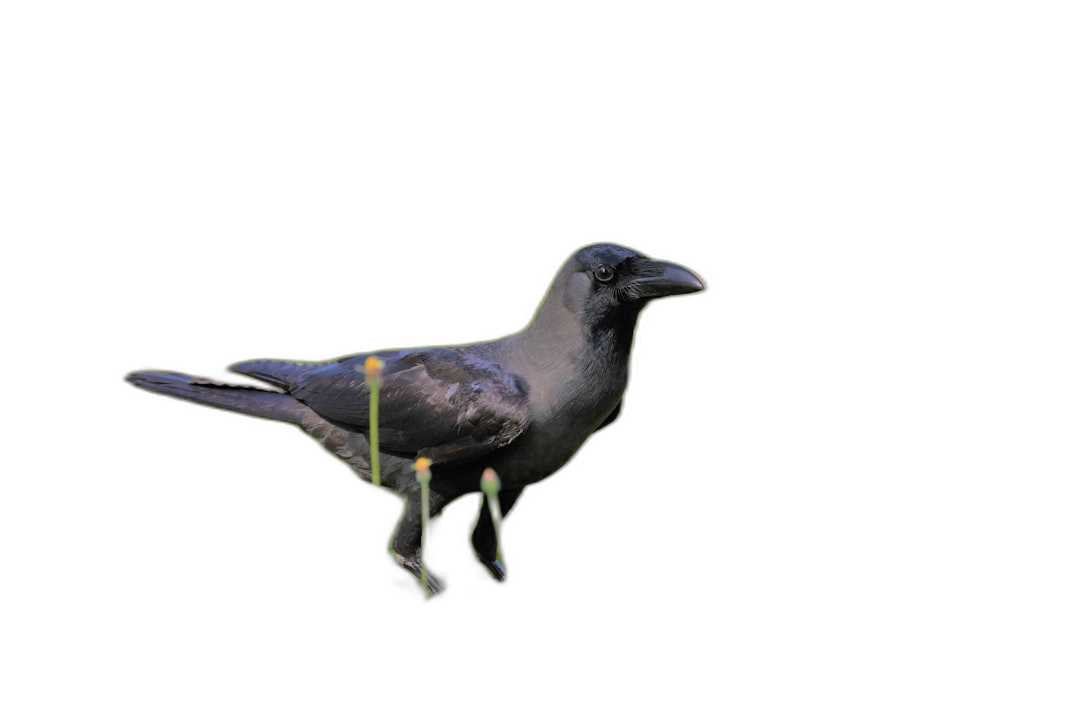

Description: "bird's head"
559 244 705 320
544 243 704 347
523 243 705 361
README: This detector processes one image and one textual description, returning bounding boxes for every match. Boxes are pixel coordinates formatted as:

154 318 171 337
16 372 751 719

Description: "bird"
127 244 704 593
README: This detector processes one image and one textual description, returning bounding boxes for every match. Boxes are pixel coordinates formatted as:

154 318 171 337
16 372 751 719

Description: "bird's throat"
508 303 639 423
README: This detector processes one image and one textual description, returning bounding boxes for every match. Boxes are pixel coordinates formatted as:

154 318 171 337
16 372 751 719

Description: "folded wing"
231 349 529 464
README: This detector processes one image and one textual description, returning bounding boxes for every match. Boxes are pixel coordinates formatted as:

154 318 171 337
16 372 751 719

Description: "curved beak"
633 259 705 299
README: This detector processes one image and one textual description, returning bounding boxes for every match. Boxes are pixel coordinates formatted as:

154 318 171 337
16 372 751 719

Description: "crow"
127 244 704 593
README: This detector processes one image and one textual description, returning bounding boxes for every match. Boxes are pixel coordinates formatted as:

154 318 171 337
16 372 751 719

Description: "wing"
233 349 530 464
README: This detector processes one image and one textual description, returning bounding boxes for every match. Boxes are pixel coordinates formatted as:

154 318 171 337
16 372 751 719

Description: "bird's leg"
471 487 523 581
390 490 448 595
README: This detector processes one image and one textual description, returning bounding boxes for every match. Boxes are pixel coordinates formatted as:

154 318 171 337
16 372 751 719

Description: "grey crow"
127 244 704 593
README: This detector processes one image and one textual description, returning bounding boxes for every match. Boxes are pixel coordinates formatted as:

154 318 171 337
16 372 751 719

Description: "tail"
125 371 307 424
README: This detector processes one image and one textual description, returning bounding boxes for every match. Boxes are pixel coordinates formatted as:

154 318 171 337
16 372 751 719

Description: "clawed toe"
477 555 507 581
396 553 444 595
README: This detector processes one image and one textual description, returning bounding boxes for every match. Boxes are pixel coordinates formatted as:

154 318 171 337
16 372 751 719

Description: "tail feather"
228 358 324 391
126 371 306 424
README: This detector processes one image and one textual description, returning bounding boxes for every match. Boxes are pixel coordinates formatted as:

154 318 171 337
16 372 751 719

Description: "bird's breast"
490 373 625 486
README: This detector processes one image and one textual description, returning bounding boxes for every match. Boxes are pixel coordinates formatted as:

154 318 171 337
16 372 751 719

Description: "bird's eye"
594 265 615 283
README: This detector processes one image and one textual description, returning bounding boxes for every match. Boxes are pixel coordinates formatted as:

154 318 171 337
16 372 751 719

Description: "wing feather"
279 348 529 464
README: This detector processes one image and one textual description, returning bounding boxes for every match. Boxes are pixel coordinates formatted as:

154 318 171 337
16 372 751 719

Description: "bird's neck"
507 298 642 416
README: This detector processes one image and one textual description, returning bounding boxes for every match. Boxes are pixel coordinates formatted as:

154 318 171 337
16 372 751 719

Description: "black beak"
633 259 705 299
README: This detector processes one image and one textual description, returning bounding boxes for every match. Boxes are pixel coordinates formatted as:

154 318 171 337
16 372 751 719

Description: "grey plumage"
127 243 704 593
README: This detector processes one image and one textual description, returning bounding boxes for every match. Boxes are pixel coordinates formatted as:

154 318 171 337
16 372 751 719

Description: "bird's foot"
476 555 507 582
481 552 505 582
396 553 444 595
